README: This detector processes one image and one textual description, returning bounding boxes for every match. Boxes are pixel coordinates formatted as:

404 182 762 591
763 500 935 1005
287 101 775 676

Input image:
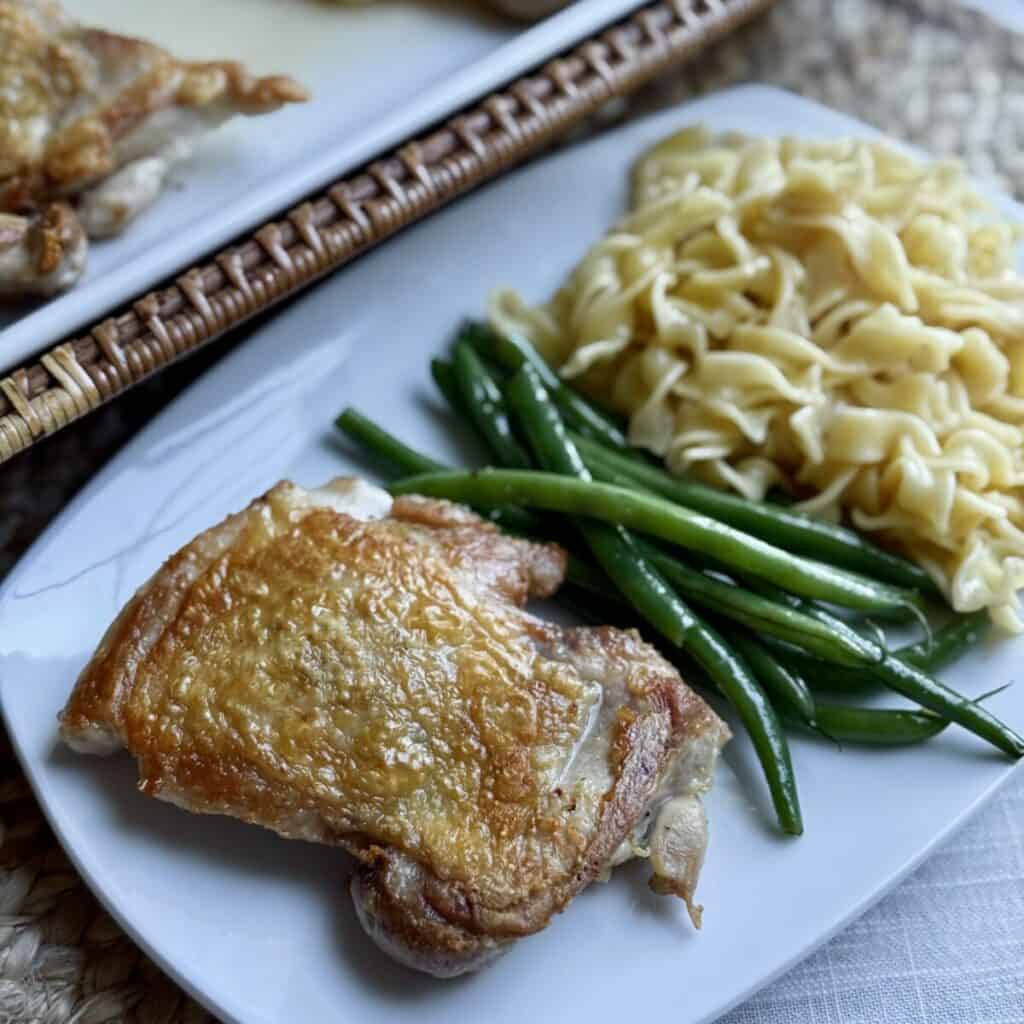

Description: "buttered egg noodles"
491 127 1024 630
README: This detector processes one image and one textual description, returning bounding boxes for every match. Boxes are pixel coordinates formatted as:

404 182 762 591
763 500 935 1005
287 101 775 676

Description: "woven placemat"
0 0 1020 1020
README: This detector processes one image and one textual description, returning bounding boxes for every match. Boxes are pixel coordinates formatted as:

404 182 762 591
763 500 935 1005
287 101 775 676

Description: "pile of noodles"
491 126 1024 630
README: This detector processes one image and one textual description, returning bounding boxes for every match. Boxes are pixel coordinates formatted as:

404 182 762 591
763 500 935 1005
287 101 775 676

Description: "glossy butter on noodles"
491 126 1024 631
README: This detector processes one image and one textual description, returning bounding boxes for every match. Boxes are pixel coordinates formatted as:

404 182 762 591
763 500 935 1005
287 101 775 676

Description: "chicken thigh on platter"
60 477 730 976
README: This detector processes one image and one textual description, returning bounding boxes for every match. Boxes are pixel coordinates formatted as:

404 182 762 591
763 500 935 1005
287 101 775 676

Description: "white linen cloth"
722 772 1024 1022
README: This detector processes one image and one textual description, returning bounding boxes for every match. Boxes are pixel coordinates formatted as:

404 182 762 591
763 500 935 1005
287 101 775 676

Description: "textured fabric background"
0 1 1022 1021
723 780 1024 1023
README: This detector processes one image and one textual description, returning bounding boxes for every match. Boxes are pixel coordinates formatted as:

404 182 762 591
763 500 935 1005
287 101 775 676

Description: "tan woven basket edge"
0 0 774 463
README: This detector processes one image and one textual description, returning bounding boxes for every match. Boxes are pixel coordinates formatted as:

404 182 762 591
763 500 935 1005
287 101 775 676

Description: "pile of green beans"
570 432 941 596
334 321 1023 836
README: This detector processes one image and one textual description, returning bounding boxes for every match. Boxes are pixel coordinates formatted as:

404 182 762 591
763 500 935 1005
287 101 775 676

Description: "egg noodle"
491 126 1024 631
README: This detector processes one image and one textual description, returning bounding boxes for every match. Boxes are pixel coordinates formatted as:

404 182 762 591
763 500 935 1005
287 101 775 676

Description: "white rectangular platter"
0 0 648 370
0 85 1021 1024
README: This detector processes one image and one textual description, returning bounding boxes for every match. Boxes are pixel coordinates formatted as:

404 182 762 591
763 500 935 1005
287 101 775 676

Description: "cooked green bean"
900 611 991 672
867 655 1022 756
685 622 803 835
768 645 881 695
461 322 631 451
505 364 802 834
430 357 465 415
772 609 989 691
764 623 1021 756
633 538 878 665
571 431 940 597
556 395 630 453
505 366 589 477
335 408 446 475
452 342 531 469
747 578 1019 756
724 629 817 727
565 450 926 633
485 502 564 538
805 703 948 745
505 365 689 645
564 554 614 596
736 573 925 672
463 322 563 392
586 528 698 647
335 407 540 535
389 469 920 615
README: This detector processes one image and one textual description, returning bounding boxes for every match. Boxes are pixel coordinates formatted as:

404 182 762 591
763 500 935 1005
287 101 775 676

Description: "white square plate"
1 85 1021 1024
0 0 647 370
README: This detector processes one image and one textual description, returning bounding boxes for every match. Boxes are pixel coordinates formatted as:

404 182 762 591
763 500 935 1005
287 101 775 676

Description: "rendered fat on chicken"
59 478 729 975
0 0 307 297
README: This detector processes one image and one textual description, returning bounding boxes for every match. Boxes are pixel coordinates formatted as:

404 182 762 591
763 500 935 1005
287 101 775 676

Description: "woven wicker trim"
0 0 772 464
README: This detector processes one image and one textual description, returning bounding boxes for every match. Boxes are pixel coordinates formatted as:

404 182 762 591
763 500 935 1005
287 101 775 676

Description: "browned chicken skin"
60 478 729 976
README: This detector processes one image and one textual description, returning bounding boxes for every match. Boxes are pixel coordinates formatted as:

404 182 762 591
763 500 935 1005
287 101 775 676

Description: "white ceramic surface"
0 0 645 370
1 85 1021 1024
962 0 1024 31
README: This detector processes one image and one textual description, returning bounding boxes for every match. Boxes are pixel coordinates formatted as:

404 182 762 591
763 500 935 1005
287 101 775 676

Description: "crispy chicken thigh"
1 0 307 296
60 478 729 976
